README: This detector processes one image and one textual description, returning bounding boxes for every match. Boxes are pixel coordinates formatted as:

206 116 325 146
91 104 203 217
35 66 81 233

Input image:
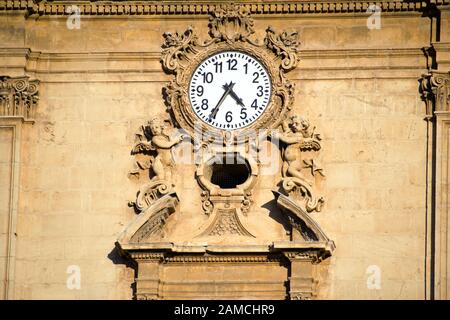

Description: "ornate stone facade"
1 0 450 300
116 6 334 299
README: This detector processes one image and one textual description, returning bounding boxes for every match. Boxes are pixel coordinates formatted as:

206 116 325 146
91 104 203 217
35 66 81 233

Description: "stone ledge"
0 47 429 81
0 0 449 17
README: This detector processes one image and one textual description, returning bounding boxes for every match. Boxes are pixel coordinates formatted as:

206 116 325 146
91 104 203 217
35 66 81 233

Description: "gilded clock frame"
161 4 300 143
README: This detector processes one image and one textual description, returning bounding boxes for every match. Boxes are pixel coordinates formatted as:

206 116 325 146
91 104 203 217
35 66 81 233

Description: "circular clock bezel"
170 41 292 143
188 50 272 131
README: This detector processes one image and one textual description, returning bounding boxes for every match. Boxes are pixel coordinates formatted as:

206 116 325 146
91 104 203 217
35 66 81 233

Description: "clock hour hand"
228 87 245 108
209 81 235 120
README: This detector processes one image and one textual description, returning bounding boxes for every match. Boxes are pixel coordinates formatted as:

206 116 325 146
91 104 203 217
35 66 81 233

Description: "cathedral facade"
1 0 449 300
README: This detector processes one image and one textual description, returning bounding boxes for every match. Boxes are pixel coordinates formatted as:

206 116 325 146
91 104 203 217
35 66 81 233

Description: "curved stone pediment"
273 190 335 247
117 190 179 247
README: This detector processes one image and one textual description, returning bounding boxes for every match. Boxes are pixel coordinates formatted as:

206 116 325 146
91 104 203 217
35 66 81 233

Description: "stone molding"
122 243 333 263
163 255 281 264
0 76 39 122
1 0 448 17
0 48 428 82
0 118 23 300
434 117 450 299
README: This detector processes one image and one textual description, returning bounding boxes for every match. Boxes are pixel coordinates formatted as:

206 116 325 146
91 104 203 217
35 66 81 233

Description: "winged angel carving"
131 116 184 182
272 115 325 212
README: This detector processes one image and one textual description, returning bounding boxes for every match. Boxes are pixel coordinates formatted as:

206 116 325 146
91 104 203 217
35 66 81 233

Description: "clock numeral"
196 85 204 97
240 108 247 120
243 63 248 74
252 72 260 83
202 72 213 83
201 99 209 110
257 86 263 97
251 99 258 109
225 111 233 123
227 58 237 71
214 62 223 73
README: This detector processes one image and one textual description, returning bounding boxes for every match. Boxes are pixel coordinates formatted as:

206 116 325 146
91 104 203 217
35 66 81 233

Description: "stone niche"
116 4 335 300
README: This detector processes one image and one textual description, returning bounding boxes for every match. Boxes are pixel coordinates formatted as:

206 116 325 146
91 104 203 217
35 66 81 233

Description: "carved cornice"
164 254 281 264
130 252 165 262
1 1 449 17
0 76 39 122
128 251 283 263
282 249 331 263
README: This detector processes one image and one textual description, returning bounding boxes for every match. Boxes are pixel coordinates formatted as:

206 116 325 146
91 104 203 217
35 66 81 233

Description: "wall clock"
161 6 299 141
189 51 271 130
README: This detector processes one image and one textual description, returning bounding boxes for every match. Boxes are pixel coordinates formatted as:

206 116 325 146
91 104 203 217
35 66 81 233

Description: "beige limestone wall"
306 78 426 299
0 8 435 299
0 126 14 300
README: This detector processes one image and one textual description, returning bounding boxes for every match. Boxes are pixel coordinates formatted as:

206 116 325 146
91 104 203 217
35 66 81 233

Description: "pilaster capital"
420 72 450 117
0 75 39 122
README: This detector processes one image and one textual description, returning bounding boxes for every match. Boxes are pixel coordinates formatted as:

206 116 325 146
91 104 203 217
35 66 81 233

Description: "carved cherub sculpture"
272 115 321 186
271 115 324 212
132 116 184 182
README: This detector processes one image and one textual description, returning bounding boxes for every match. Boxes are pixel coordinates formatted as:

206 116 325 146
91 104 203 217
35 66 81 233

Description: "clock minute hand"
209 82 235 120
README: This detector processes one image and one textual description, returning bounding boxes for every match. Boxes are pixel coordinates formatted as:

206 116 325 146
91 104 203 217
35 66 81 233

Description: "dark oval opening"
205 153 251 189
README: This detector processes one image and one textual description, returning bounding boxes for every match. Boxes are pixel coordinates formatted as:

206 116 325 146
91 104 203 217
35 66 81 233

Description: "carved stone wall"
0 0 449 299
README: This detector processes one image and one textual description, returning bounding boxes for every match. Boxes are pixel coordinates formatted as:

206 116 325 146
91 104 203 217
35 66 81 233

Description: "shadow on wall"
261 191 291 234
107 246 137 299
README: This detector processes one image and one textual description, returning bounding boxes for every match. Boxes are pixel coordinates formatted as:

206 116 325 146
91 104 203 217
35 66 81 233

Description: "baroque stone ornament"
161 3 298 142
194 151 258 238
200 208 255 237
208 3 255 43
125 115 183 245
0 76 39 121
272 115 325 213
117 5 335 300
128 180 174 214
130 115 185 181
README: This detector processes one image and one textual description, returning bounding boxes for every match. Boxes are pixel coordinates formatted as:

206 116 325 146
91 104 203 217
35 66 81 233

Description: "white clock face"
189 51 271 130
